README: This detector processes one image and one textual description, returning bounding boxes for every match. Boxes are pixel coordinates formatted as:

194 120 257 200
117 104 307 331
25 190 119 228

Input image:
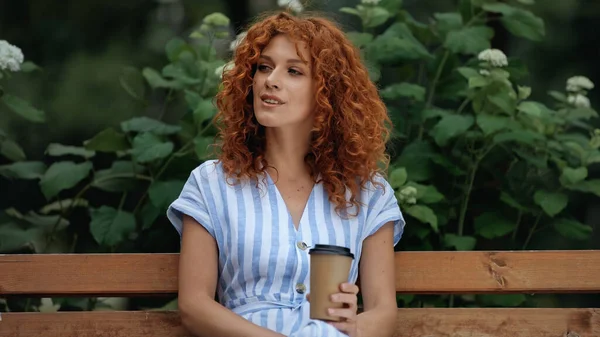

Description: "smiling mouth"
262 98 283 105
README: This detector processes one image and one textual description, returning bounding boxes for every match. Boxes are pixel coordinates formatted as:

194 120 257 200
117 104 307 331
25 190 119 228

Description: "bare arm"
178 215 284 337
356 222 398 337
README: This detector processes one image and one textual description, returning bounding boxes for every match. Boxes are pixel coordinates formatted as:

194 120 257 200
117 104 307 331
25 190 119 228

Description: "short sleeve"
166 165 215 239
363 174 406 246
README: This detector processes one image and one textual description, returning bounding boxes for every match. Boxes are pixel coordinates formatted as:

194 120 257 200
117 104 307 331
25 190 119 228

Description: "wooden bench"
1 250 599 337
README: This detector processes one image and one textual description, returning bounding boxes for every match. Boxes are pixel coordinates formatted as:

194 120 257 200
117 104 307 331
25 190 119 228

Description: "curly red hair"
214 11 392 215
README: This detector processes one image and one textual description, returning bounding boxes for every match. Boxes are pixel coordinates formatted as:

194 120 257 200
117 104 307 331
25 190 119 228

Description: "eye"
257 64 271 72
288 68 303 76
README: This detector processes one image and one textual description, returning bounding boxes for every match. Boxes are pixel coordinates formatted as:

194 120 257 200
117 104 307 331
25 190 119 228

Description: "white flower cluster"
278 0 303 12
567 94 591 108
566 76 594 93
398 186 417 205
361 0 381 4
0 40 24 72
477 48 508 67
229 31 247 52
566 76 594 109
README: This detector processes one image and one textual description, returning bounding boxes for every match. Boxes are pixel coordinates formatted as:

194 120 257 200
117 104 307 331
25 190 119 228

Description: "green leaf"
566 180 600 197
46 143 95 158
474 212 515 239
404 182 445 204
1 94 46 123
121 117 181 135
142 67 183 89
482 3 545 41
193 99 217 126
131 133 174 164
194 136 215 160
444 26 494 55
148 180 185 210
92 161 145 192
379 0 403 14
165 38 189 62
39 161 93 200
0 161 46 180
434 12 463 34
89 206 136 247
363 7 391 28
560 167 588 186
395 141 435 182
389 167 408 189
566 107 598 121
119 66 146 101
202 12 230 27
430 115 475 146
422 108 451 120
346 32 374 48
534 190 568 217
381 83 426 101
553 218 593 241
517 101 552 117
500 192 530 212
493 130 543 145
339 7 360 16
367 36 430 63
84 128 129 152
444 234 477 251
19 61 42 72
405 205 438 232
40 198 88 214
548 90 567 102
476 115 511 136
517 86 532 100
487 91 516 115
0 139 26 161
516 0 535 4
0 222 43 253
456 67 480 79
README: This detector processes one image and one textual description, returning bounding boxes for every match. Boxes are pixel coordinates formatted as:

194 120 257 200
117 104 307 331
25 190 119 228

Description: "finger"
339 282 359 294
306 293 310 302
330 293 358 309
328 307 357 321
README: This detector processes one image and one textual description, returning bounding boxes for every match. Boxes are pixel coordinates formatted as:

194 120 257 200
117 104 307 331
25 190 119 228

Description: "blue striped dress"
167 159 405 336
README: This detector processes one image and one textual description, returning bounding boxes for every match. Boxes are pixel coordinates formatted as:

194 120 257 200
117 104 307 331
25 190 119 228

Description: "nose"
265 70 280 90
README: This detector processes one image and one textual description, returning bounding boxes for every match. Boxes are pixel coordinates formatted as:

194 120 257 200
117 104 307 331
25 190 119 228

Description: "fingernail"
328 308 334 314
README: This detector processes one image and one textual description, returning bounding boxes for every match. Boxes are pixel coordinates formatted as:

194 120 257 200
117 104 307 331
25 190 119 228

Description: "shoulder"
362 172 394 199
190 159 223 182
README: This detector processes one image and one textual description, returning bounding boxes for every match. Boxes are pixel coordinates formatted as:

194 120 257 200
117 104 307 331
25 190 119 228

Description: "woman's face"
252 34 316 131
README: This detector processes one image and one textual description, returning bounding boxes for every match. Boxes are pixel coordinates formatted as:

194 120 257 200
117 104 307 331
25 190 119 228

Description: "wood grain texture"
0 308 597 337
0 311 191 337
0 253 179 296
393 308 600 337
1 251 599 296
395 250 600 294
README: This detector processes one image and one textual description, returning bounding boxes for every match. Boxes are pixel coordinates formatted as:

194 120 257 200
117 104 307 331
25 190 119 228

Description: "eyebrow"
259 55 307 65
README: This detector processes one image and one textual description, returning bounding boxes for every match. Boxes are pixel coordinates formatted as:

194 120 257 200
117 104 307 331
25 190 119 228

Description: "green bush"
0 0 596 311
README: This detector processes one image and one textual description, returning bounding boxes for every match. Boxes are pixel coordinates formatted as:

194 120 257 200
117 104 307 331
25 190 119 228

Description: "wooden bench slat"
0 308 597 337
395 250 600 294
1 251 599 296
0 254 179 296
393 308 599 337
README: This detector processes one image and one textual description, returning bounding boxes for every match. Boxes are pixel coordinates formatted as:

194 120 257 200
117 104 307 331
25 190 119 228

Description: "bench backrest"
0 250 599 337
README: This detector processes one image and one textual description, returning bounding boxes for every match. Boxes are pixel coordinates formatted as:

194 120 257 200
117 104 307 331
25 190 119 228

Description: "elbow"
178 299 195 333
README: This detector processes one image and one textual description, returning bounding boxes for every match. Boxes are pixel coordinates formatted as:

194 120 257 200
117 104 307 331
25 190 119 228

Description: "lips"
260 94 284 105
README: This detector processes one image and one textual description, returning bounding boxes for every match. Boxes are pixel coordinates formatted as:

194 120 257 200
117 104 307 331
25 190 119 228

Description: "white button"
296 241 308 250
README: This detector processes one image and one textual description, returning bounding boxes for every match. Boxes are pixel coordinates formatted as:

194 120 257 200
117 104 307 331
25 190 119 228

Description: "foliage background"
1 0 599 313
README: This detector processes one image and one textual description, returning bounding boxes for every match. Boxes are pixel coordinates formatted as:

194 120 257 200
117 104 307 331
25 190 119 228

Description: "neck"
264 127 312 178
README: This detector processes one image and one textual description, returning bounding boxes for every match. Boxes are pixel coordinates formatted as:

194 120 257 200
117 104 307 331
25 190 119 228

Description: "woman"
167 11 405 337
